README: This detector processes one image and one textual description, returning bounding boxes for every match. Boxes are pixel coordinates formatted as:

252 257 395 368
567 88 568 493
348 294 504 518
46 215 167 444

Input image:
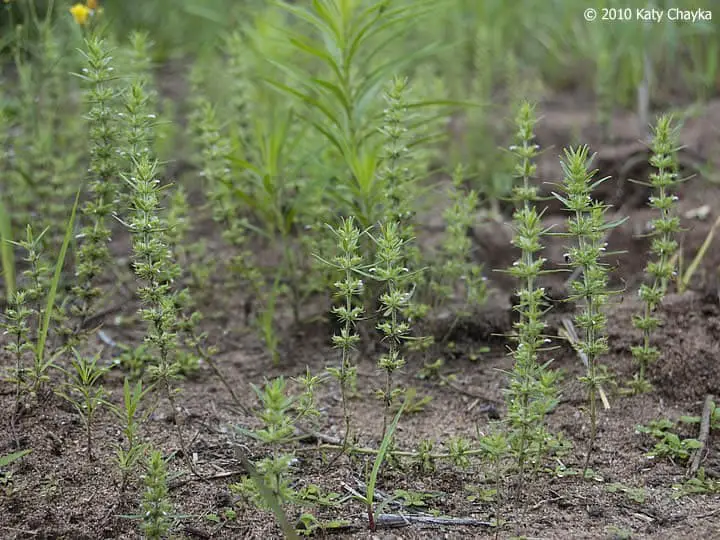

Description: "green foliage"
0 194 15 303
605 482 647 504
673 468 720 498
430 165 487 314
110 378 152 492
321 217 365 452
630 115 681 391
56 350 109 460
369 221 418 438
141 450 174 540
553 145 625 475
268 0 442 230
504 102 557 494
71 36 120 335
636 419 701 462
0 449 31 497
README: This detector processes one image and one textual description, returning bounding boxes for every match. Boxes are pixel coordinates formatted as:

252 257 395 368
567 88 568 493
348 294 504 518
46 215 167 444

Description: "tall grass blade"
366 387 412 530
36 185 82 366
0 195 15 303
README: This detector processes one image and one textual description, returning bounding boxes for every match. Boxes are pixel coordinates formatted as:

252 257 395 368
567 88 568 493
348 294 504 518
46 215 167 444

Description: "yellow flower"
70 3 91 25
87 0 98 10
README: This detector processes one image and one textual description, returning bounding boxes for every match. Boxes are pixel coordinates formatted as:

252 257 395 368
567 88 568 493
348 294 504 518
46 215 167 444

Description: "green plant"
70 36 120 338
552 145 625 476
680 401 720 430
111 378 152 492
233 374 322 514
369 221 417 439
636 419 701 463
479 431 510 531
55 349 109 460
672 468 720 498
2 187 80 415
0 194 15 303
430 164 487 319
354 388 410 531
268 0 442 231
504 101 557 496
123 155 192 472
7 226 51 395
0 449 32 496
630 115 681 393
320 217 365 454
140 449 174 540
605 482 646 504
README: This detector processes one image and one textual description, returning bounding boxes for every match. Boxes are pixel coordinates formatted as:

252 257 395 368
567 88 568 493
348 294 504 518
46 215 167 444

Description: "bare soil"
2 92 720 539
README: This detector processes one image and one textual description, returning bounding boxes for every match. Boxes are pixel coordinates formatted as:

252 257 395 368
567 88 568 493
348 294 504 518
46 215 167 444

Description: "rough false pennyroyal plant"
369 221 418 440
505 101 557 494
71 36 120 338
630 115 681 393
553 145 625 475
320 217 366 454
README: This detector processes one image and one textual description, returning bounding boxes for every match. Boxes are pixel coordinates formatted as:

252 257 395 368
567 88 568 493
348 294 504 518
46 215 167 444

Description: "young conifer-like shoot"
505 102 556 494
631 115 680 392
553 146 623 475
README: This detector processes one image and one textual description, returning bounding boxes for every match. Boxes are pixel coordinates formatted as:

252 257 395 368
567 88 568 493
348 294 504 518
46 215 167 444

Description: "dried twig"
440 376 504 406
372 513 492 529
559 318 610 410
688 394 714 477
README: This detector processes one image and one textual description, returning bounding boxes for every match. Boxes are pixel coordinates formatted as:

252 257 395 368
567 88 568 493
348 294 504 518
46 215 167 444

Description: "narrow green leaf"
36 185 82 366
0 448 32 468
366 388 413 512
0 195 15 302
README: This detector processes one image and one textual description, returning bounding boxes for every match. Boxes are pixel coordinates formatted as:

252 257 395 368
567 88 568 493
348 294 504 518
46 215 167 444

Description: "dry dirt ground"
2 93 720 539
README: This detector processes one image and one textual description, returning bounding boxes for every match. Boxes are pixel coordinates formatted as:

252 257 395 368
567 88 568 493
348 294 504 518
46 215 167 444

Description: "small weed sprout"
2 225 51 403
321 218 365 454
505 101 557 495
111 378 152 493
233 375 322 515
631 115 681 392
479 431 511 531
56 350 109 461
71 37 119 336
141 450 174 540
2 289 33 416
553 146 624 475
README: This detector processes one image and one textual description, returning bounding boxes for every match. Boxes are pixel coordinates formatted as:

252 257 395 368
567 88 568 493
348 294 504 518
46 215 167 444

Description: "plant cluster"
1 1 717 538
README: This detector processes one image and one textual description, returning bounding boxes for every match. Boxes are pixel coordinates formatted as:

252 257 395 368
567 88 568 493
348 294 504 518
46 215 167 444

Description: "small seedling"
110 377 153 492
56 349 109 461
140 450 174 540
636 419 701 463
